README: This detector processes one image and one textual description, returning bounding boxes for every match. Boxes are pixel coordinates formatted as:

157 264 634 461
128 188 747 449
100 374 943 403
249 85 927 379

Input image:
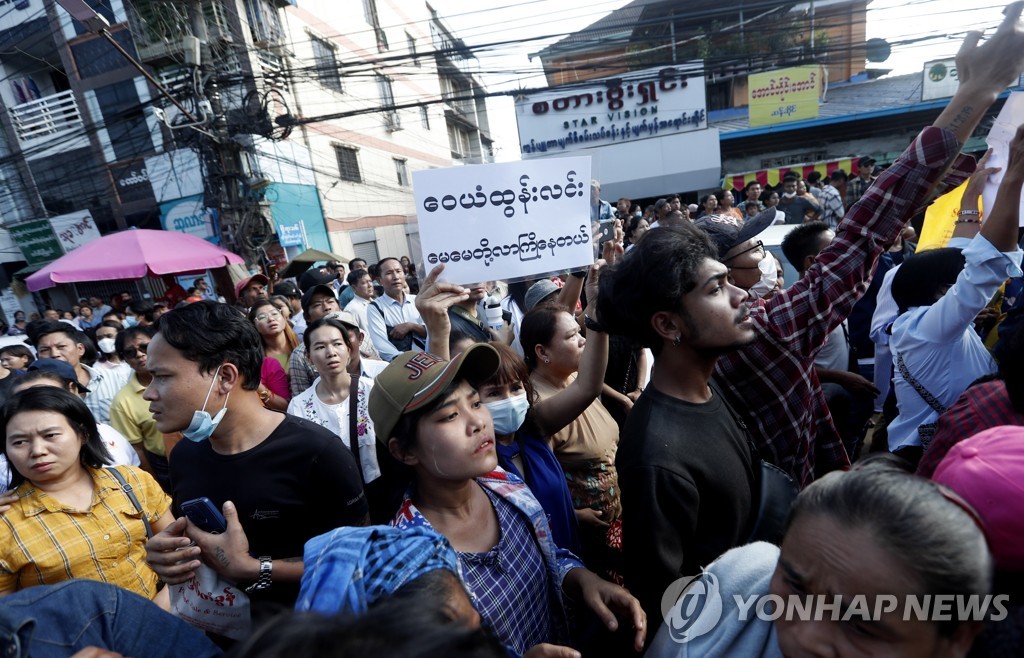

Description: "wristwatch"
245 556 273 593
583 314 606 333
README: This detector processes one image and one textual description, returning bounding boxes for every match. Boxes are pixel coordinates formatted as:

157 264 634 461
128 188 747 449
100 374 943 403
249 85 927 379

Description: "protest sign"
918 180 975 251
413 156 594 285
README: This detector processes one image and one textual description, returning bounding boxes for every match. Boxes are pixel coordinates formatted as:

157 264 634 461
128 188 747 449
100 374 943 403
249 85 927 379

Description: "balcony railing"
9 89 83 147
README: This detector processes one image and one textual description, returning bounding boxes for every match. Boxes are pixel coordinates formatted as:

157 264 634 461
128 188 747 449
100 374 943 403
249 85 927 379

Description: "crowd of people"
0 13 1024 658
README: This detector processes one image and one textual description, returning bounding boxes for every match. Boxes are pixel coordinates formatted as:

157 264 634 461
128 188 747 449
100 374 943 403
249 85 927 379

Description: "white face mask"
747 254 779 300
782 191 797 199
484 393 529 436
97 338 117 354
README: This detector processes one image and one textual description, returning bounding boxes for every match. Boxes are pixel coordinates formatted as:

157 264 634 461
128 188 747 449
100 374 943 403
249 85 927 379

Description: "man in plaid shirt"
712 14 1024 487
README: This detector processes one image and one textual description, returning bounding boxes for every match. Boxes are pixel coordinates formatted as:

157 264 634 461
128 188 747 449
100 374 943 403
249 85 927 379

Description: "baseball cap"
301 284 338 314
234 274 269 299
857 155 876 168
524 279 560 311
324 310 361 332
299 267 337 293
368 344 500 444
695 207 782 258
275 281 301 298
28 358 90 393
932 425 1024 571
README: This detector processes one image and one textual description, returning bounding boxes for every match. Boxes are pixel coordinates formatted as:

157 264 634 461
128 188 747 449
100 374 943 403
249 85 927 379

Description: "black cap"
275 281 301 298
301 284 337 314
858 155 876 168
298 267 336 293
695 207 781 258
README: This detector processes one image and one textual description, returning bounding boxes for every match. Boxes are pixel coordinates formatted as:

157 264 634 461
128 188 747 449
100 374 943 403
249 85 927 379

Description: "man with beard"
598 223 759 630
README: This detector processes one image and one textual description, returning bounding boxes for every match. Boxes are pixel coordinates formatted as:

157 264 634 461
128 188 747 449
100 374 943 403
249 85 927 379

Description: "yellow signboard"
748 66 820 127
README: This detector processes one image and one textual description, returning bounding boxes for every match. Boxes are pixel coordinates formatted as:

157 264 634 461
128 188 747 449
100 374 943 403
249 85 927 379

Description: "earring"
543 358 550 364
673 335 682 346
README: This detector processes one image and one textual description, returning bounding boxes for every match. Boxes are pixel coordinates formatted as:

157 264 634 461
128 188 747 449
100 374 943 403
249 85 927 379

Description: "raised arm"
982 124 1024 251
414 264 469 360
530 238 624 437
916 124 1024 343
763 7 1024 353
951 149 999 241
934 3 1024 144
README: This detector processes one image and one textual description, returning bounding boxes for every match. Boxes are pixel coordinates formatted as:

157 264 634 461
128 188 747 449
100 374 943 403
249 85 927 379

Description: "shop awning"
13 261 50 278
724 157 866 192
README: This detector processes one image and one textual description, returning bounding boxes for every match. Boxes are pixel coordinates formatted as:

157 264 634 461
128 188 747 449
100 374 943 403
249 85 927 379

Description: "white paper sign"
413 157 594 285
982 92 1024 227
49 210 100 253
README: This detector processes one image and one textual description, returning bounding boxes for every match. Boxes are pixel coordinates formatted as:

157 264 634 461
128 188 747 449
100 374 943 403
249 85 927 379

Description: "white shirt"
344 296 373 335
99 423 141 467
286 377 380 482
887 235 1023 451
365 292 424 362
83 362 132 425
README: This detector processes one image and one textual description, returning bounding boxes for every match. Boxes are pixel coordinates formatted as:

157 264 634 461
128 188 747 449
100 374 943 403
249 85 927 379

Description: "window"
311 37 342 92
334 145 361 182
394 158 409 187
419 105 430 129
377 74 401 130
407 32 420 67
244 0 284 45
363 0 388 51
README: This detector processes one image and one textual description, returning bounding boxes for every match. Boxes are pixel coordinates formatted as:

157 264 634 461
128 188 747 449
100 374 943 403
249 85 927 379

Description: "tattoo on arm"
947 105 976 136
282 557 302 563
213 547 230 569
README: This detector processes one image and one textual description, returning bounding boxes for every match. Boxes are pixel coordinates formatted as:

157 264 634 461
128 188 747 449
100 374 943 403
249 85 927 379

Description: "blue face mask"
182 365 230 443
123 316 138 328
484 393 530 436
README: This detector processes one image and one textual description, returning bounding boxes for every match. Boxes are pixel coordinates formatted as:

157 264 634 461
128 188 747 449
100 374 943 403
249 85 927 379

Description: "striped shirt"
0 465 169 599
83 362 131 424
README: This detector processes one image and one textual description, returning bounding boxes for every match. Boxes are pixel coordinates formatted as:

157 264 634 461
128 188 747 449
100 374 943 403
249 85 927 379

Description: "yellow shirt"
109 372 164 456
0 465 170 599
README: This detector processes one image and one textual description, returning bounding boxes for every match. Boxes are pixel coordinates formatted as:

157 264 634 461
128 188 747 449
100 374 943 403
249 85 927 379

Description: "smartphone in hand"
181 497 227 534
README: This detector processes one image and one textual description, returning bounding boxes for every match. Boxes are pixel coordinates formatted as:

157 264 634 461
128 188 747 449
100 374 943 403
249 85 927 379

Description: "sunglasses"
120 343 149 359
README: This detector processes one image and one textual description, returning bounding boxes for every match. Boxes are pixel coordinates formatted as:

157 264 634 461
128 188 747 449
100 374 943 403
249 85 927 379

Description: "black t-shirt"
169 414 368 607
616 380 756 624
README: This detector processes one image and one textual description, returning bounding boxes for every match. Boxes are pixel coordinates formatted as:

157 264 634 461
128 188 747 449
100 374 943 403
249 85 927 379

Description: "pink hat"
932 425 1024 571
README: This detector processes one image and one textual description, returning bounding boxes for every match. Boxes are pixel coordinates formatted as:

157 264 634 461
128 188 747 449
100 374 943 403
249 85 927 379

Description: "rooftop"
711 72 931 137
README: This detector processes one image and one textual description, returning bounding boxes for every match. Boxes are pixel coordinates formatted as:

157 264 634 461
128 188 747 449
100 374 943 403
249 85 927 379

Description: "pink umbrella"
26 228 245 291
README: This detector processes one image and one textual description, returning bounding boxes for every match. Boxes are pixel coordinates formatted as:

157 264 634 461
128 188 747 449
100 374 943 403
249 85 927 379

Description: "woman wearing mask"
369 328 645 656
93 320 124 370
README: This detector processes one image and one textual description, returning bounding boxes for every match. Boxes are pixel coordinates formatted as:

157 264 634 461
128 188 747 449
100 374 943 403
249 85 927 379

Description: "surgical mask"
97 338 116 354
123 316 138 328
484 393 529 435
748 254 779 301
781 191 797 199
182 366 230 443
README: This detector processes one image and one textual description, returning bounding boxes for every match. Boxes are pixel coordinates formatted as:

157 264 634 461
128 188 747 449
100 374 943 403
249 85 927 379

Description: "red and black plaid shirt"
716 127 974 488
916 380 1024 479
